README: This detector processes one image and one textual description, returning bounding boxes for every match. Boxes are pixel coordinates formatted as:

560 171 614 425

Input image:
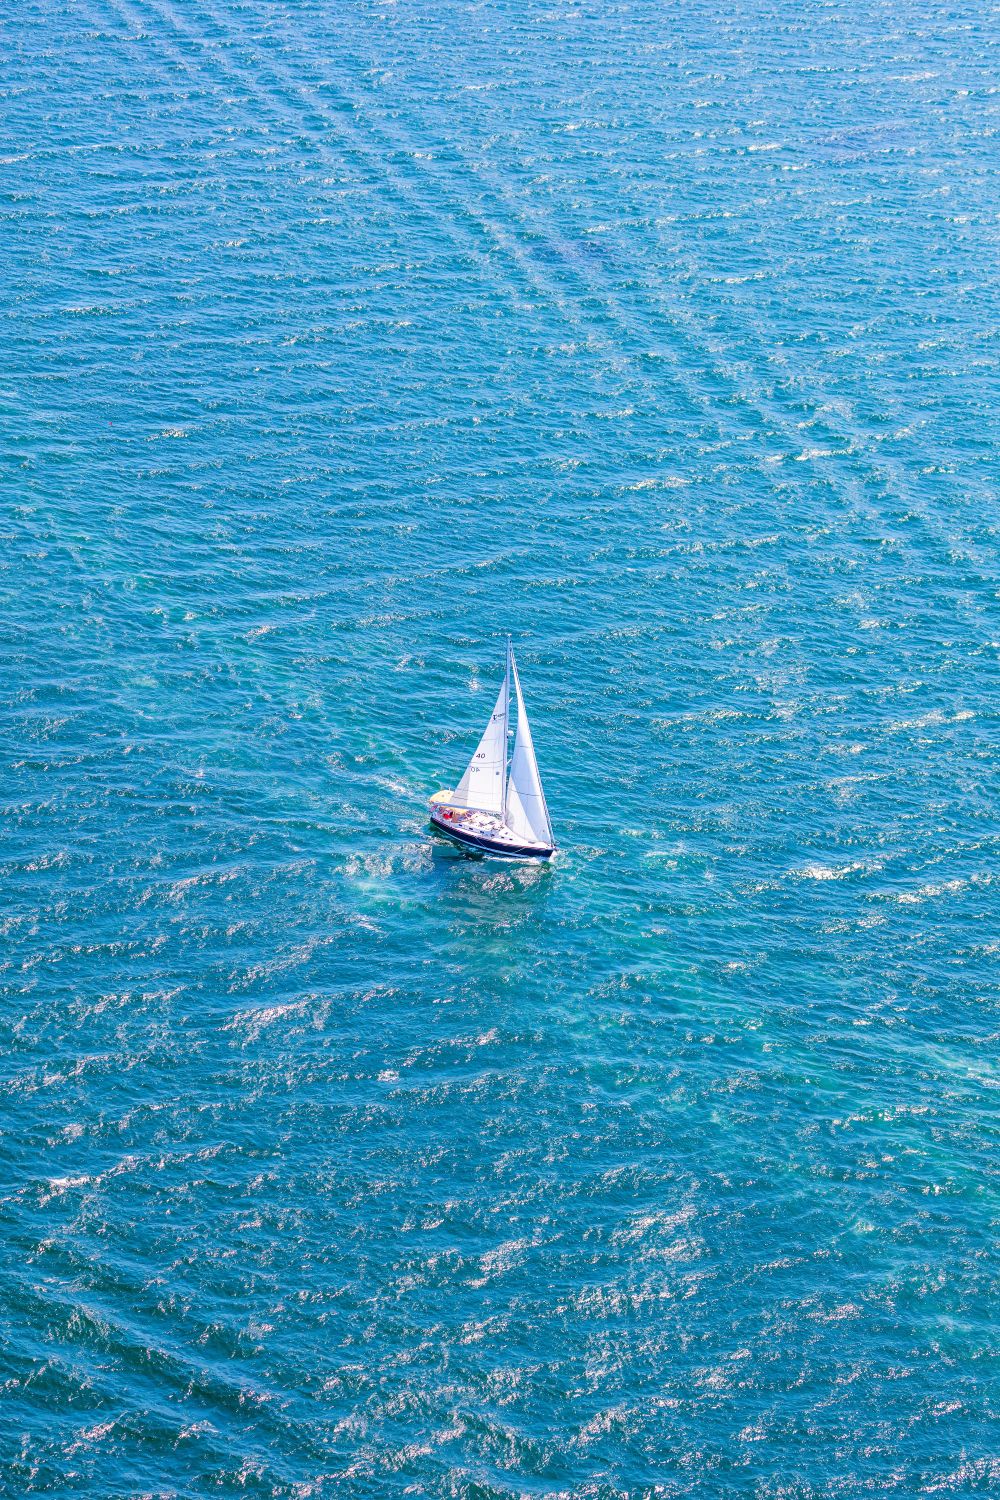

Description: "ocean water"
2 0 998 1493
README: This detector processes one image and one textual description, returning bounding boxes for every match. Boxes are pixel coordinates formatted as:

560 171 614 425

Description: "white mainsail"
453 667 509 816
504 653 553 847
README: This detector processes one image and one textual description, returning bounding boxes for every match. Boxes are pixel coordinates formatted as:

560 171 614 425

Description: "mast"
502 636 511 821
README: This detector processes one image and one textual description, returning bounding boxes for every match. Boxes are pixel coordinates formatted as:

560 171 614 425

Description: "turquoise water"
3 0 999 1493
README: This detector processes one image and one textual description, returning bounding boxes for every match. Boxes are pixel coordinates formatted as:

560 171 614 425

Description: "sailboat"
429 640 556 860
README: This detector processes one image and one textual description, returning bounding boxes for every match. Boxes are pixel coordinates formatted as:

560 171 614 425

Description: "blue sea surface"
2 0 999 1494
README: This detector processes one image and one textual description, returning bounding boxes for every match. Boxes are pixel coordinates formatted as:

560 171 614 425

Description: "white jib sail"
504 656 553 847
453 668 509 816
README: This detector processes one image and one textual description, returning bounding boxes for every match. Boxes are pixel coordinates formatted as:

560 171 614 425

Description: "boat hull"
429 807 554 861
